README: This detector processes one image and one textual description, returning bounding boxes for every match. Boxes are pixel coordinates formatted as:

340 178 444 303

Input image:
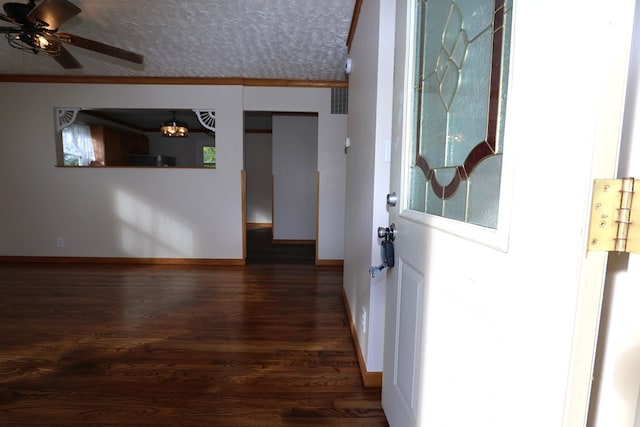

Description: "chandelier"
160 111 189 137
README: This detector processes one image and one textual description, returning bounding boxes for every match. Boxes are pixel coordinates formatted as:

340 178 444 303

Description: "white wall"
0 83 346 262
342 0 395 372
0 83 244 259
245 133 273 224
243 87 347 261
272 115 317 241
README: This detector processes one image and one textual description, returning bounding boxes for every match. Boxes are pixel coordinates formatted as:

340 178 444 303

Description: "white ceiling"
0 0 356 82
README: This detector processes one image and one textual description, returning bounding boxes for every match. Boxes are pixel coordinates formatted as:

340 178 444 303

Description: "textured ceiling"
0 0 356 81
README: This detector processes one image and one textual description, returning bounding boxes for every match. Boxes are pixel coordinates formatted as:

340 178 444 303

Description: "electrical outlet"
361 307 367 334
56 237 65 248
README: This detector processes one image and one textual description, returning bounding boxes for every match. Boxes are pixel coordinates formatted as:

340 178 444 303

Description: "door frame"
563 0 637 423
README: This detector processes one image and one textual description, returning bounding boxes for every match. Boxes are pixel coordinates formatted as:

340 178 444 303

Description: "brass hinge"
588 178 640 254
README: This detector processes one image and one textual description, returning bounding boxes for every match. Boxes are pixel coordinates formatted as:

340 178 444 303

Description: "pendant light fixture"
160 111 189 137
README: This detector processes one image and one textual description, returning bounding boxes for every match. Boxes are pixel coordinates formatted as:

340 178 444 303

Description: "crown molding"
346 0 363 53
0 75 348 88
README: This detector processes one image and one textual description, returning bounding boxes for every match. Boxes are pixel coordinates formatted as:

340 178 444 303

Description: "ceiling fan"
0 0 143 69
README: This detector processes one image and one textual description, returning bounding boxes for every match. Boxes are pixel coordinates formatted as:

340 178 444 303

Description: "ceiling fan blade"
52 44 81 69
27 0 80 30
57 32 144 64
0 12 20 25
3 2 31 24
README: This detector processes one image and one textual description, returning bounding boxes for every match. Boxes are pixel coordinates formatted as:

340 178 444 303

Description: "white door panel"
421 284 497 426
382 0 636 426
383 257 423 427
394 260 423 413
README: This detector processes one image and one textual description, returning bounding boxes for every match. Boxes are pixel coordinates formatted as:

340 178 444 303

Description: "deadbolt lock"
386 192 398 207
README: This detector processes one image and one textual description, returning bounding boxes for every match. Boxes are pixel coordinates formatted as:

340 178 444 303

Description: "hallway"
246 225 316 265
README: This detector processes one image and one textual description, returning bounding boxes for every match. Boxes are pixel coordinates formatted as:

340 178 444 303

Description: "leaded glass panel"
408 0 512 229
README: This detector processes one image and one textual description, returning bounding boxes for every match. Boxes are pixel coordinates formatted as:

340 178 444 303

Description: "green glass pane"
421 85 447 168
443 179 467 222
467 154 502 227
426 180 443 217
447 29 491 166
409 166 427 212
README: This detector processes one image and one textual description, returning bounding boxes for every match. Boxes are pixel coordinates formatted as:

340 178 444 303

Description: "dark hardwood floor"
0 262 388 426
246 226 316 265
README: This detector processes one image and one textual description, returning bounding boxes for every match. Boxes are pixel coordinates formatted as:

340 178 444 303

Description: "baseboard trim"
246 222 272 229
341 288 383 388
315 259 344 267
0 256 246 266
272 239 315 245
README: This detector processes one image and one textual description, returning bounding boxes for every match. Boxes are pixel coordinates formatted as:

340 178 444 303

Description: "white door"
382 1 636 426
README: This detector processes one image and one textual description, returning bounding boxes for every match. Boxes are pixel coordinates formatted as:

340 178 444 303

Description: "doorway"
244 111 318 264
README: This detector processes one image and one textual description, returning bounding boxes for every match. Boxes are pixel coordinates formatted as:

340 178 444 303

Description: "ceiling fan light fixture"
6 29 61 56
1 0 144 68
160 112 189 138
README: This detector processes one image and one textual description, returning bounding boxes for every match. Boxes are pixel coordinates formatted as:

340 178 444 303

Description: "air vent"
331 88 348 115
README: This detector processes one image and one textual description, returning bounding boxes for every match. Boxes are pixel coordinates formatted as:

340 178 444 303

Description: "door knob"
377 223 397 241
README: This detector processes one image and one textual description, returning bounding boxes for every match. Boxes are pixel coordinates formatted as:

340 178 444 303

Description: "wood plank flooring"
245 226 316 265
0 263 388 426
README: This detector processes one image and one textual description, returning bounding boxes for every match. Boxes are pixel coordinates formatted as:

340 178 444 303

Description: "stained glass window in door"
408 0 512 228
